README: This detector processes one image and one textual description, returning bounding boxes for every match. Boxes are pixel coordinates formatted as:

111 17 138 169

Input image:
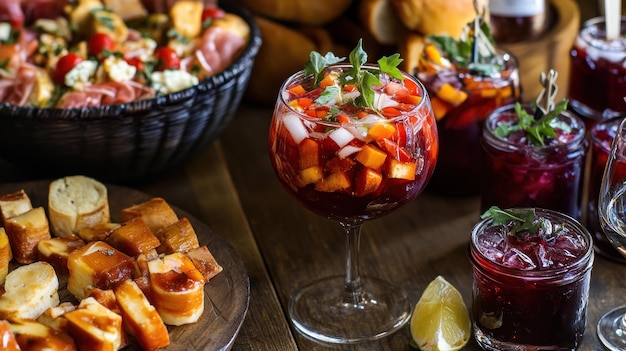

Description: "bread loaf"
236 0 354 26
48 175 110 237
359 0 406 45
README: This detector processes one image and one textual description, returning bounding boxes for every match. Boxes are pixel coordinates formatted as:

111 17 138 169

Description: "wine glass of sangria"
597 117 626 350
268 41 438 344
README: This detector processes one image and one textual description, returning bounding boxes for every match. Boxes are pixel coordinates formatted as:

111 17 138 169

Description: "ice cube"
329 127 355 148
502 247 537 270
337 145 362 159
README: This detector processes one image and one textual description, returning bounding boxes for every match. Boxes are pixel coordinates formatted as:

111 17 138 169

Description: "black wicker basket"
0 1 261 184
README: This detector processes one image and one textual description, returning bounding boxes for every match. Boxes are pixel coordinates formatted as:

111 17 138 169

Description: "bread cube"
10 318 76 351
0 320 20 351
77 222 120 242
154 217 200 254
48 175 110 237
38 235 86 274
64 297 123 351
0 189 32 226
169 0 203 38
148 252 205 325
114 279 170 350
37 302 76 331
0 261 59 321
5 207 51 264
186 245 223 282
121 197 178 233
106 217 160 257
67 241 134 300
0 228 12 284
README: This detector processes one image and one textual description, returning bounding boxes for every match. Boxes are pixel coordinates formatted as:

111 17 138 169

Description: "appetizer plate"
0 180 250 351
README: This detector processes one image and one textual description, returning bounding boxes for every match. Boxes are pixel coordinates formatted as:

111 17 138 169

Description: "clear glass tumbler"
470 208 594 350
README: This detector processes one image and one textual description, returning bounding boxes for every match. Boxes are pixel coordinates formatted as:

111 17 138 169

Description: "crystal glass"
268 64 438 343
480 103 587 219
417 48 520 196
569 16 626 124
596 117 626 349
470 208 594 350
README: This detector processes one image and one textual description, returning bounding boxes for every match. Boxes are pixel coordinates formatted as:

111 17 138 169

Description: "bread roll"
359 0 406 45
398 31 426 73
389 0 488 39
237 0 354 26
244 16 317 105
48 175 110 237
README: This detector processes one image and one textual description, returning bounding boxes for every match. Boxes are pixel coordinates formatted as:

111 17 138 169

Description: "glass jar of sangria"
569 16 626 125
489 0 552 43
417 43 520 196
471 207 594 351
480 103 587 219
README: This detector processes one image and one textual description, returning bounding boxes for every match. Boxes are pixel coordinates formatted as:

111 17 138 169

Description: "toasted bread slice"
0 189 33 226
154 217 200 254
107 217 160 257
77 222 120 242
10 318 76 351
0 261 60 320
115 279 170 350
4 206 52 264
64 297 123 351
148 252 205 325
67 241 134 300
121 197 178 233
186 245 223 282
37 302 77 331
48 175 110 237
38 235 86 274
0 228 12 284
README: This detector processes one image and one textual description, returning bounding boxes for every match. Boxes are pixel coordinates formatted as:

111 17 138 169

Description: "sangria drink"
481 104 587 219
269 67 438 222
471 207 594 350
587 117 626 261
267 41 438 343
569 16 626 123
417 43 520 196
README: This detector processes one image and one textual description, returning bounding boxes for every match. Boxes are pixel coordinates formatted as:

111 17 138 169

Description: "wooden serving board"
0 180 250 351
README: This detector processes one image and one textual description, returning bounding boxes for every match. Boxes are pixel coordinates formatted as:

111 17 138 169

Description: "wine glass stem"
341 222 366 306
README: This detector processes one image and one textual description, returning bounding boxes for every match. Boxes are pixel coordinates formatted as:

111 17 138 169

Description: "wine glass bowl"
597 117 626 350
268 64 438 343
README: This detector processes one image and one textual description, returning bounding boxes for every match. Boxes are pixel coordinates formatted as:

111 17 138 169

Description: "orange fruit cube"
436 83 468 106
299 166 323 186
299 138 320 169
355 144 387 170
355 168 383 196
368 123 397 140
314 172 351 192
387 159 417 180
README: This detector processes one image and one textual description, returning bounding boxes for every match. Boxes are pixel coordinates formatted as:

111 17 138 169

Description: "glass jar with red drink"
417 42 520 196
470 207 594 351
489 0 552 43
480 103 587 219
587 116 626 262
569 16 626 124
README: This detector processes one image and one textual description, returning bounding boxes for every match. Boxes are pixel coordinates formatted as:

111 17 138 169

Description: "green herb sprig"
303 39 403 111
493 69 570 146
480 206 541 236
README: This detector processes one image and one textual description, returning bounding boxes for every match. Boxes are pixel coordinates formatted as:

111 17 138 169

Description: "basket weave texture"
0 1 262 184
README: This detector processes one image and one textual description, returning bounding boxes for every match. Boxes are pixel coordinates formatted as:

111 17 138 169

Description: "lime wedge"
410 275 471 351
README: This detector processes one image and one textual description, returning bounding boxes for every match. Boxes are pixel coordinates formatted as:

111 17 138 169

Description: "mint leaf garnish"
315 86 340 105
304 51 345 86
481 206 541 236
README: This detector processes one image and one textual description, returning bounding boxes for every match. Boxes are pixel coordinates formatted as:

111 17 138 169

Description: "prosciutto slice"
57 81 155 108
196 26 246 77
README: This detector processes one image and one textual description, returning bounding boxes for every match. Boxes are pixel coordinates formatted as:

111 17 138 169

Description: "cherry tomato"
153 47 180 71
125 57 145 72
53 53 83 85
87 33 115 58
201 7 225 22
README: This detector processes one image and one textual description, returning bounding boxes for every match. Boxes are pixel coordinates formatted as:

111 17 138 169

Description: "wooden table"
4 102 622 350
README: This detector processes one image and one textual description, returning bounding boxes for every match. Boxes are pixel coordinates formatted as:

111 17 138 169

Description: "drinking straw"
470 0 480 63
605 0 622 40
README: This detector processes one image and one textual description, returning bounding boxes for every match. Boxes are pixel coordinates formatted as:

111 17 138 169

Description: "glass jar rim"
578 16 626 51
470 207 594 280
278 64 431 127
482 103 587 153
590 116 625 153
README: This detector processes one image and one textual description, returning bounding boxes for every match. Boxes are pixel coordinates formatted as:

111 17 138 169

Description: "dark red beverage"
470 208 594 350
417 45 520 196
481 104 587 219
269 65 438 222
569 17 626 122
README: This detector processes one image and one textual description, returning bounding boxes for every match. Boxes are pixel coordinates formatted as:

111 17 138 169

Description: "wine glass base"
288 275 410 344
597 306 626 351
